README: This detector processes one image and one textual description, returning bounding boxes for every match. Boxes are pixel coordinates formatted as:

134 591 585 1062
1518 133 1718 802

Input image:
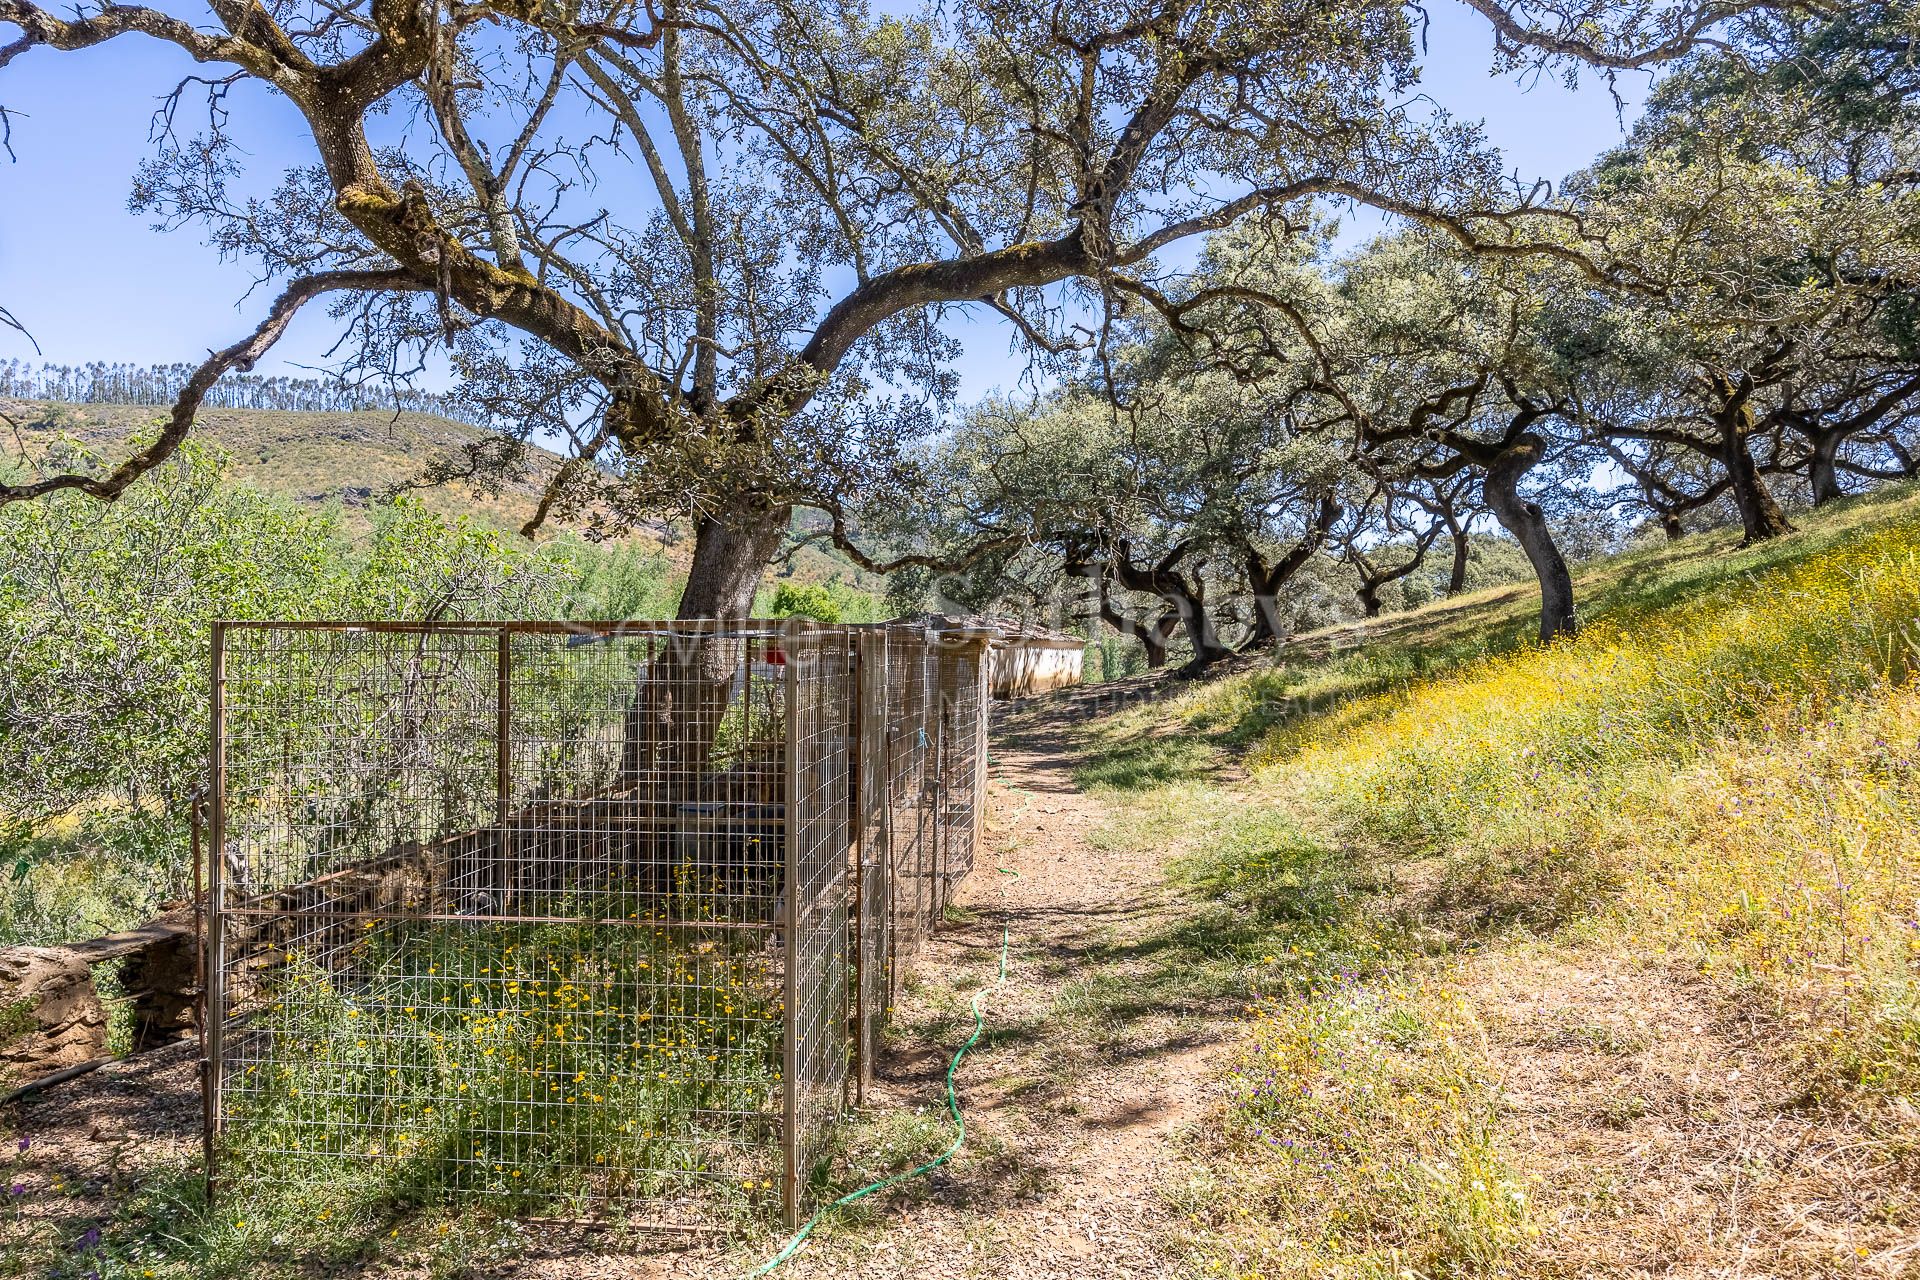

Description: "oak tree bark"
1481 435 1578 643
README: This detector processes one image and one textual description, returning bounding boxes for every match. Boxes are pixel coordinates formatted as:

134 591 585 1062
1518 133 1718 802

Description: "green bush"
556 538 681 620
0 441 591 942
0 441 341 822
767 580 843 622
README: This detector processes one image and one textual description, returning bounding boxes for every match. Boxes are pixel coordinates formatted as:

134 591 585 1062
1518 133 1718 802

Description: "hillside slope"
1 398 879 588
4 491 1914 1280
2 398 601 534
1073 484 1920 1277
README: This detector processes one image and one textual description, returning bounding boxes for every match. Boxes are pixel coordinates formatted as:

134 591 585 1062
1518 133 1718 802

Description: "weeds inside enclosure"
221 908 784 1219
199 620 986 1233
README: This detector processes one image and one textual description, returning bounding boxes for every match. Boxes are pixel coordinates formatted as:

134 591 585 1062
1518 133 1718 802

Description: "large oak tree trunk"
1806 431 1843 506
674 498 789 741
621 501 788 835
1140 628 1172 670
1445 518 1470 596
1104 542 1232 672
1118 614 1178 669
1244 495 1340 647
1716 412 1795 542
1171 593 1232 671
1095 595 1178 669
1076 560 1181 670
1483 438 1576 644
1887 436 1919 479
678 502 791 620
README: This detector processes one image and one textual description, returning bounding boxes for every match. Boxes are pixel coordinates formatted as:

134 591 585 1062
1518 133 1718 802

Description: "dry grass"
0 398 873 588
1468 947 1920 1278
2 398 600 537
1077 487 1920 1279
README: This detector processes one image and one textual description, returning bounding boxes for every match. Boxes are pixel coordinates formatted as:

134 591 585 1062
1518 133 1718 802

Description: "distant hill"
0 397 629 536
0 398 882 589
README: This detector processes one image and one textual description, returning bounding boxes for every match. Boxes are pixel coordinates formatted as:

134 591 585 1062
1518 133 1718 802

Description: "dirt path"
2 1039 203 1261
765 692 1224 1280
574 687 1227 1279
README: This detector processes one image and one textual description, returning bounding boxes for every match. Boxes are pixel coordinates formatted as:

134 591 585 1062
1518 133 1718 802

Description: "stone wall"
0 947 107 1084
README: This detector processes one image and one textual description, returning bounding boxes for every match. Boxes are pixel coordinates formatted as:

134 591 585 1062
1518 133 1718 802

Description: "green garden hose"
742 867 1019 1277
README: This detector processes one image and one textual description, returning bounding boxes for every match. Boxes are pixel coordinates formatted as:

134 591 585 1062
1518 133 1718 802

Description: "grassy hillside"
1075 484 1920 1277
1 398 881 591
3 398 595 532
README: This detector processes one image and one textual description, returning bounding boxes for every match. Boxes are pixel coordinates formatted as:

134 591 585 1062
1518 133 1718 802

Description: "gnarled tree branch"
0 269 417 505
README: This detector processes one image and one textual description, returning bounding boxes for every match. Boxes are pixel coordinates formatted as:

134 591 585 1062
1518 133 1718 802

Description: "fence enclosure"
203 620 990 1228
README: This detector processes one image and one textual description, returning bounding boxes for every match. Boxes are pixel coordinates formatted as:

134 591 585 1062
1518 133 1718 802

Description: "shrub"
0 442 583 941
767 581 842 622
0 440 342 822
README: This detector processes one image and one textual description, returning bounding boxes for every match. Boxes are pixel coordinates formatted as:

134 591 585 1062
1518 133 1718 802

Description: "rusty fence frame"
201 618 994 1229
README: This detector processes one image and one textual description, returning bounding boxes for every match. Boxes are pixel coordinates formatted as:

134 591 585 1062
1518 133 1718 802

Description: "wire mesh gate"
848 628 992 1100
202 619 991 1228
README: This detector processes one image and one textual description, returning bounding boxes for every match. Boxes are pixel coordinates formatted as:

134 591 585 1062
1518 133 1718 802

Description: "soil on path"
765 688 1226 1280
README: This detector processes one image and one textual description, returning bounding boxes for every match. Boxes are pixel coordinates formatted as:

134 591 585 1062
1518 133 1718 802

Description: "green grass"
0 813 180 948
0 996 35 1048
1059 782 1524 1277
6 1158 542 1280
1072 734 1225 792
222 909 783 1216
3 897 789 1279
1078 484 1920 783
1072 484 1920 1277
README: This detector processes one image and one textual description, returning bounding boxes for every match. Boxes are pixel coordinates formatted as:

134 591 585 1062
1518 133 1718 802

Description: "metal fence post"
972 637 992 859
846 633 866 1105
931 652 948 928
190 785 213 1206
781 637 802 1229
496 625 512 910
923 639 939 935
204 620 227 1205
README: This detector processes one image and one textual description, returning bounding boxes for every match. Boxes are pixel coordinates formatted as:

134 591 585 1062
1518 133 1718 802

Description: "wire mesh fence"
203 619 992 1229
930 637 989 921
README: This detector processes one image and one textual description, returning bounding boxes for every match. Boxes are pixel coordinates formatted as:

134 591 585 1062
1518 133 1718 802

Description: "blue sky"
0 1 1653 404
